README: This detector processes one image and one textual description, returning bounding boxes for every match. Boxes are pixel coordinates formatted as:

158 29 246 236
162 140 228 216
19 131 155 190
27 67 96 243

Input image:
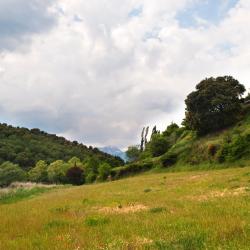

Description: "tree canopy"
66 166 84 185
0 162 26 187
183 76 245 135
0 123 124 169
28 160 48 183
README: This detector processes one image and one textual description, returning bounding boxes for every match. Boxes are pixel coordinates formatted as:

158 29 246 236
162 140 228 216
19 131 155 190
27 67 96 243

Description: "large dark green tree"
183 76 245 135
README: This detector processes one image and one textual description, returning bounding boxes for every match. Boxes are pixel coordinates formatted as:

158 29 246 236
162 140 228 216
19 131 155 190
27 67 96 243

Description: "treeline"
0 156 116 187
0 124 124 170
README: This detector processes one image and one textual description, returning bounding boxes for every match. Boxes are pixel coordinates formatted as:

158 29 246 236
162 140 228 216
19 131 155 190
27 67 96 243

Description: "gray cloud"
0 0 57 51
0 0 249 149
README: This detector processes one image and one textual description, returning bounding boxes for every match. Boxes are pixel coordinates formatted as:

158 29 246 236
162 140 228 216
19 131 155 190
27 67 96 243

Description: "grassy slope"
160 107 250 169
110 109 250 179
0 167 250 249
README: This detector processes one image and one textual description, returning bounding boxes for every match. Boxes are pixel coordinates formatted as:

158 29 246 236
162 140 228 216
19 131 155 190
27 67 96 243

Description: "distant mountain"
99 146 127 161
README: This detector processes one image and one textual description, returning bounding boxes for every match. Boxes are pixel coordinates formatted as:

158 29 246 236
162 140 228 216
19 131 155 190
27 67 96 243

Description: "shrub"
47 160 69 184
149 134 169 157
28 160 48 183
163 123 179 137
161 152 177 167
85 172 97 183
229 135 250 160
85 158 99 175
66 166 84 185
207 144 217 156
97 163 111 181
216 147 226 163
111 161 153 179
217 133 250 162
0 162 26 187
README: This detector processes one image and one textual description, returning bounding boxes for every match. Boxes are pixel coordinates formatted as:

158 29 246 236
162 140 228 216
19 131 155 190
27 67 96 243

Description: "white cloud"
0 0 249 148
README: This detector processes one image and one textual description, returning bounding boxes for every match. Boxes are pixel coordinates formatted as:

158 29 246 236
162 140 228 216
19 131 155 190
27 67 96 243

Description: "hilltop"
0 124 124 170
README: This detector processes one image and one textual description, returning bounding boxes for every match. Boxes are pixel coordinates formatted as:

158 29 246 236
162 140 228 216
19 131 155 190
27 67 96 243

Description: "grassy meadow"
0 166 250 250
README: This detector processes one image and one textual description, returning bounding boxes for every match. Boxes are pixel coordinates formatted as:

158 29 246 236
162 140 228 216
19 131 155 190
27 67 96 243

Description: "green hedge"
111 162 153 179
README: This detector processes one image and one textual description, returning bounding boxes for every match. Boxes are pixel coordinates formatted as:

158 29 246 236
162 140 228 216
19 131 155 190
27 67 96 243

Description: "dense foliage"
0 124 124 170
66 166 85 185
28 160 48 183
149 134 169 157
126 146 140 162
183 76 245 135
0 162 26 187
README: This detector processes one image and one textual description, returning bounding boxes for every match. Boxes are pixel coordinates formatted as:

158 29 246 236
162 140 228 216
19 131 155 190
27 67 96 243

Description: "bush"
217 134 250 162
216 147 226 163
85 158 99 174
207 144 217 156
66 166 84 185
47 160 69 184
85 172 97 183
163 123 179 137
28 160 48 183
111 161 153 179
97 163 111 181
149 134 169 157
0 162 26 187
161 152 177 167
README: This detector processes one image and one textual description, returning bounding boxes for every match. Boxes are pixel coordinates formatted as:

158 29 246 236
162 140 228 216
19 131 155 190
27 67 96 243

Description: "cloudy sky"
0 0 249 148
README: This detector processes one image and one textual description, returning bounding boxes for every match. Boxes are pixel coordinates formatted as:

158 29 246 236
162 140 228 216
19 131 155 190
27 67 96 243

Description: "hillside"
0 123 124 170
112 106 250 179
162 105 250 168
0 167 249 249
166 106 250 165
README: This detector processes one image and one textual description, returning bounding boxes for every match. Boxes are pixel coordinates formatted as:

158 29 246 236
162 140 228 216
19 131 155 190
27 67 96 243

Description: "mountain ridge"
99 146 127 161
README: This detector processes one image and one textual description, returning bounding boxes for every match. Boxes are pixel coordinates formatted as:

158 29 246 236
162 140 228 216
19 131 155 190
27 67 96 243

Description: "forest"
0 125 123 186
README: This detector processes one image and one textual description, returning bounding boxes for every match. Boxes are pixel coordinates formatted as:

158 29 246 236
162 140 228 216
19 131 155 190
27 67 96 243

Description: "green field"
0 167 250 250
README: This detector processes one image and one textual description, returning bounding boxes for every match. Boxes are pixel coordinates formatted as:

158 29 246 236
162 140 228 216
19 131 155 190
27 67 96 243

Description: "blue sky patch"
128 5 143 18
176 0 239 28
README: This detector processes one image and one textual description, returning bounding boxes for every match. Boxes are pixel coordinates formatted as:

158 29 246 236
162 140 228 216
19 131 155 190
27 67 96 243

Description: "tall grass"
0 166 249 249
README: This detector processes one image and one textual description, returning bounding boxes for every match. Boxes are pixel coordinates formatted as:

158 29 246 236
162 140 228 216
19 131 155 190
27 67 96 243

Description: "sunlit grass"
0 187 51 204
0 166 250 249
